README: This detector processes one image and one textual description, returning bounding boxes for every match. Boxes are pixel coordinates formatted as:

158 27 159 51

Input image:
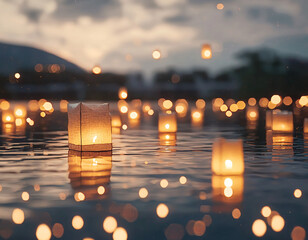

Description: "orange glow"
217 3 224 10
14 105 27 118
118 87 128 100
122 124 128 130
220 104 228 112
12 208 25 224
74 192 85 202
103 216 117 233
15 72 21 79
148 109 154 115
225 110 232 117
196 99 206 109
156 203 169 218
21 192 30 201
60 100 68 112
272 111 293 133
120 106 128 113
248 98 257 106
72 215 84 230
246 106 259 121
139 188 148 198
271 215 285 232
142 103 151 112
43 102 53 111
152 50 161 60
2 111 14 123
28 100 40 111
179 176 187 184
201 44 212 59
40 112 46 118
35 64 43 72
0 100 10 110
97 186 105 195
111 115 122 128
299 96 308 106
92 66 101 74
193 221 206 236
52 223 64 238
36 224 52 240
113 227 128 240
159 113 177 133
291 226 306 240
129 111 139 120
232 208 241 219
261 206 271 217
237 101 246 110
230 104 238 112
163 100 173 110
268 101 277 109
283 96 293 106
294 189 302 198
252 219 267 237
271 95 282 105
259 98 269 108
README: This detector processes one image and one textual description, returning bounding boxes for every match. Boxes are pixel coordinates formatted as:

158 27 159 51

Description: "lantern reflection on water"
2 123 14 135
201 44 212 59
68 103 112 152
246 106 259 122
271 111 293 133
68 150 112 200
304 118 308 133
14 105 27 118
2 111 15 124
266 111 272 129
159 133 176 146
191 108 204 127
158 113 177 133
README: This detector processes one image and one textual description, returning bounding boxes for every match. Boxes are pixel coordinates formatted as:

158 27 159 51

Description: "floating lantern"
159 133 176 146
201 44 212 59
118 87 128 100
2 111 15 124
111 115 122 134
60 100 69 112
14 105 27 118
118 100 128 114
272 134 293 161
175 99 188 117
191 108 204 127
2 123 14 134
68 150 112 200
266 111 272 129
68 103 112 152
196 99 206 109
304 119 308 134
246 106 259 121
158 113 177 133
142 102 151 113
28 100 40 112
212 138 244 176
0 100 10 111
271 111 293 133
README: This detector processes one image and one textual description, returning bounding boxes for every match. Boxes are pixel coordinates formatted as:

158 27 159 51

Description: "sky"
1 0 308 78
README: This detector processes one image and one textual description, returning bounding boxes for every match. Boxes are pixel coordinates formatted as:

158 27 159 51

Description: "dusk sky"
1 0 308 77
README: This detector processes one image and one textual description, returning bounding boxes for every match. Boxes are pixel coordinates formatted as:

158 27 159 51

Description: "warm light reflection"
162 100 173 110
0 100 10 110
272 111 293 133
212 98 224 112
139 188 148 198
72 215 84 230
230 104 238 112
36 224 52 240
252 219 267 237
294 189 302 198
159 133 176 146
217 3 224 10
259 98 269 108
118 87 128 100
159 113 177 133
237 101 246 110
193 221 206 236
21 192 30 201
60 100 68 112
271 215 285 232
112 115 122 128
304 119 308 133
152 50 161 60
283 96 293 106
12 208 25 224
196 99 206 109
271 95 282 105
2 111 15 123
113 227 128 240
220 104 228 112
201 44 212 59
179 176 187 184
28 100 40 111
299 96 308 107
160 179 168 188
261 206 271 217
103 216 117 233
156 203 169 218
246 106 259 121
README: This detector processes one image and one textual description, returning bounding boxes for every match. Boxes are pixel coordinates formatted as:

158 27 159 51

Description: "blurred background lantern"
118 87 128 100
191 108 204 127
266 111 272 129
246 106 259 122
212 138 244 175
158 113 177 133
2 110 15 124
14 105 27 118
201 44 212 59
271 111 293 133
304 118 308 134
68 103 112 152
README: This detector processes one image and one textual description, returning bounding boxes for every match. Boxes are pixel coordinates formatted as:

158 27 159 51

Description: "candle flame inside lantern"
225 159 233 169
165 124 170 129
93 136 97 143
6 116 11 122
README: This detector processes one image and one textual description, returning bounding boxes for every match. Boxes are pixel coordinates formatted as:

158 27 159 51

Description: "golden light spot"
232 208 241 219
196 99 206 109
15 109 23 117
15 73 21 79
252 219 267 237
21 192 30 201
175 105 185 114
291 226 306 240
139 188 148 199
103 216 117 233
52 223 64 238
6 116 12 122
179 176 187 184
120 106 128 113
163 100 173 109
268 101 277 109
237 100 246 110
0 100 10 110
230 104 238 112
192 111 201 119
193 221 206 236
224 187 233 198
271 215 285 232
160 179 168 188
248 98 257 106
259 98 269 108
294 189 302 198
113 227 128 240
249 111 257 118
43 102 53 111
261 206 271 217
72 216 84 230
203 50 211 58
36 224 52 240
156 203 169 218
40 112 46 118
283 96 293 106
224 178 233 188
74 192 85 202
220 104 228 112
122 124 128 130
129 111 138 119
225 159 233 169
148 109 154 116
165 124 170 130
121 92 127 99
0 184 2 191
271 95 282 105
216 3 224 10
92 66 101 74
152 50 161 60
15 118 23 126
12 208 25 224
97 186 105 195
225 110 232 117
299 96 308 106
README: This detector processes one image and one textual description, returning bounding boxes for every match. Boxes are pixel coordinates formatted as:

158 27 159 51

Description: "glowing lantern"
159 133 176 146
271 111 293 133
68 150 112 200
68 103 112 152
304 119 308 134
14 105 27 118
201 44 212 59
118 87 128 100
175 99 188 117
266 111 272 129
111 115 122 134
60 100 69 112
2 111 15 124
191 108 204 127
152 50 161 60
212 138 244 175
246 106 259 121
118 100 128 114
158 113 177 133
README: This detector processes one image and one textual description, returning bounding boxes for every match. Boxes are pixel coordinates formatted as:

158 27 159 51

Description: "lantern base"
69 143 112 152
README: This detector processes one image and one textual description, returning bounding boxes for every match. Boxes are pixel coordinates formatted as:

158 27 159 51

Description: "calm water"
0 101 307 240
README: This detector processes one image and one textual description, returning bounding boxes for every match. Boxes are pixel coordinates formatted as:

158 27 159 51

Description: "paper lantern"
68 103 112 152
212 138 244 175
68 150 112 200
304 118 308 134
266 111 272 129
201 44 212 59
2 111 15 124
272 111 293 133
14 105 27 118
159 113 177 133
246 106 259 121
159 133 176 146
